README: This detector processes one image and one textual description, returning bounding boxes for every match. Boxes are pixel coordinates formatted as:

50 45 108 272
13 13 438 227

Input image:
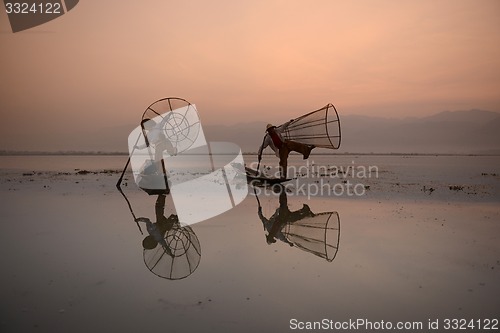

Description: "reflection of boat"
254 185 340 262
117 188 201 280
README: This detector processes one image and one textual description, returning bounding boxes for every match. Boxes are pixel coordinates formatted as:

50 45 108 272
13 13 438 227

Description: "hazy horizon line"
1 150 499 157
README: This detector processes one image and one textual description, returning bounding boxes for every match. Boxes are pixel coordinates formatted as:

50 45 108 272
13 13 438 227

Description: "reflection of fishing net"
143 224 201 280
283 212 340 261
141 97 201 154
282 103 341 149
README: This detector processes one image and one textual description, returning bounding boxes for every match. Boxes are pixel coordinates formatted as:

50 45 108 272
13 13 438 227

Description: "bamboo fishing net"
143 224 202 280
283 211 340 262
141 97 201 154
282 103 341 149
129 97 202 194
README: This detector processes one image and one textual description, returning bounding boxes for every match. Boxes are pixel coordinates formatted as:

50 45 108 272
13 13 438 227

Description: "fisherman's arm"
158 113 172 127
277 119 294 132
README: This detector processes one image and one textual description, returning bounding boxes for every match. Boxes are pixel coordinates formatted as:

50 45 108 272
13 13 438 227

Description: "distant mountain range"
334 109 500 154
2 109 499 154
203 109 500 154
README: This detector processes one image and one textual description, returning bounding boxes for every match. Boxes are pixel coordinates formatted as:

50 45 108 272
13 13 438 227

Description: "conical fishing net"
282 103 341 149
143 224 202 280
141 97 201 154
283 211 340 261
129 97 202 193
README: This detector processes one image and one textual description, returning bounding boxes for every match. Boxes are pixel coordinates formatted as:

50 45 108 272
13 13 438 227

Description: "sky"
1 0 500 150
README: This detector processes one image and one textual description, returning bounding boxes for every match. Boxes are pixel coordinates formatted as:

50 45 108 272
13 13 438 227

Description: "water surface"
1 155 499 332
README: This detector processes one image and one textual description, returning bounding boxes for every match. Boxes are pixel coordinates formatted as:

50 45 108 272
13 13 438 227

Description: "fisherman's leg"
285 140 314 159
155 194 167 219
160 159 170 194
154 141 167 163
154 142 170 194
279 146 290 179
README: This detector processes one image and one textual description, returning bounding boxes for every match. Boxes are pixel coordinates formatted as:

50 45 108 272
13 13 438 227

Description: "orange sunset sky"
1 0 499 150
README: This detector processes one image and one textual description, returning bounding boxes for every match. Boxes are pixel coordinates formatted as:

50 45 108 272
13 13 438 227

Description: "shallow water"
1 155 499 332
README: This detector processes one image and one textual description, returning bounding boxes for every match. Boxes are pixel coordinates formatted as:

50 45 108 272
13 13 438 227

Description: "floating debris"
422 185 435 195
449 185 464 191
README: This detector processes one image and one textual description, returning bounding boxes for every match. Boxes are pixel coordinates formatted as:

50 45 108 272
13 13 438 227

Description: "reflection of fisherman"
135 194 178 255
258 121 314 179
258 185 315 245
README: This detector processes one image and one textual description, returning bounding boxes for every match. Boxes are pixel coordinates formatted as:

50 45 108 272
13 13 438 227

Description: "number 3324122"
5 2 62 14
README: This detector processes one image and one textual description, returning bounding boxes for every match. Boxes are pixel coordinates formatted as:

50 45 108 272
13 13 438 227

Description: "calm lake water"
1 155 499 332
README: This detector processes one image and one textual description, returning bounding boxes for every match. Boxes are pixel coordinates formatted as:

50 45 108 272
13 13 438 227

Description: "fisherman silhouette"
135 117 178 161
135 194 177 255
258 185 315 245
258 121 314 179
134 117 178 193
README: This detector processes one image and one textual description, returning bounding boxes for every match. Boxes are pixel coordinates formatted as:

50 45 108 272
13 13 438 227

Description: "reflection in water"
139 195 201 280
117 188 201 280
255 185 340 262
